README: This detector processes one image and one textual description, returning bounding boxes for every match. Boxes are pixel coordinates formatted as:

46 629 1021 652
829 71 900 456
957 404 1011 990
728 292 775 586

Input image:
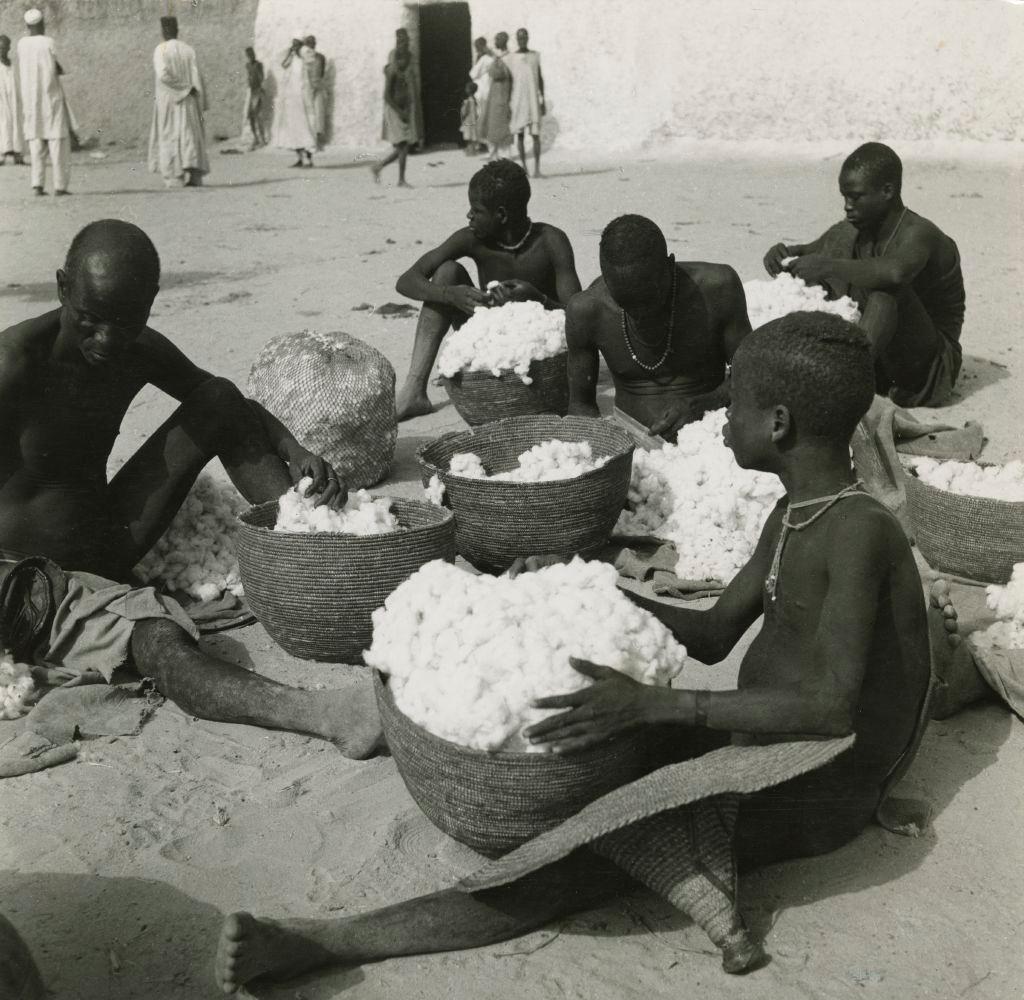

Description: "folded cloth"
608 540 725 600
169 590 255 633
971 644 1024 720
0 729 78 779
26 682 163 745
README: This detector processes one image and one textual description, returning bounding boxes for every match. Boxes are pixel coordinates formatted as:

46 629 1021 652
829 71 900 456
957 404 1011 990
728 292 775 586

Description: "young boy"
214 313 933 991
460 80 479 155
244 47 266 149
372 48 414 188
393 159 580 419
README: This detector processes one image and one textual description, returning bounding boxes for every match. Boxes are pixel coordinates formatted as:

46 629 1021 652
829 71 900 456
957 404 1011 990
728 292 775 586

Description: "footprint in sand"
383 810 483 880
160 809 321 869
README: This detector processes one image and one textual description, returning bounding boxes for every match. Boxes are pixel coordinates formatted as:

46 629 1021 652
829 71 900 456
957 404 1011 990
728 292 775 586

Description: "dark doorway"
418 2 472 146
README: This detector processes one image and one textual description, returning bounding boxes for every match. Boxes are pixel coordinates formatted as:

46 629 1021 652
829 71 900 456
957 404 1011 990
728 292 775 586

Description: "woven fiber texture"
236 499 455 663
439 352 570 427
416 415 635 572
248 330 398 489
457 734 855 891
375 671 651 858
905 473 1024 583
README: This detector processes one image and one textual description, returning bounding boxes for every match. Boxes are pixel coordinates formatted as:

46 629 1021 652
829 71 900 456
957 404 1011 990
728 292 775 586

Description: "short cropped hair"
599 215 667 272
735 312 874 441
469 160 531 215
842 142 902 195
66 220 161 291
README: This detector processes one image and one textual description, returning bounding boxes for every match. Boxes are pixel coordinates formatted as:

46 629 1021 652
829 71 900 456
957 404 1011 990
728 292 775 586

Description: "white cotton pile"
972 563 1024 652
742 272 861 330
616 408 784 582
424 474 446 507
436 301 566 384
906 457 1024 503
135 474 245 602
448 440 610 483
0 651 34 720
274 477 401 535
365 558 687 752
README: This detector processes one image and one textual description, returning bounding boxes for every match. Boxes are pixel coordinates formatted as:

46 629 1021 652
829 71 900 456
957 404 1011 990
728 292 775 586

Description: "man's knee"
432 260 472 286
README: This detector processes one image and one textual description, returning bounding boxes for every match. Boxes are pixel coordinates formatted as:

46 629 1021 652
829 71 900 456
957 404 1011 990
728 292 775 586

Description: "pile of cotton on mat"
448 440 609 483
742 272 860 330
972 563 1024 653
135 474 245 602
365 558 687 752
274 477 401 535
906 456 1024 502
0 652 34 720
616 408 784 583
436 301 566 383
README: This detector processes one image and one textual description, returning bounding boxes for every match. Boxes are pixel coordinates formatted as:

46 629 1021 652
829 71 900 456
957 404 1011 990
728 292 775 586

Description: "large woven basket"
375 671 650 857
416 415 635 572
905 472 1024 584
236 498 455 662
439 352 569 427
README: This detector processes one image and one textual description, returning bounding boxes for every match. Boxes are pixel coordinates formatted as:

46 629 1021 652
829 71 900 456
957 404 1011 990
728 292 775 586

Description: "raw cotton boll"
983 562 1024 634
448 440 609 483
0 651 35 720
135 473 246 600
742 273 861 330
273 483 402 535
971 619 1024 653
436 301 566 383
448 452 489 479
616 408 784 583
365 558 688 752
906 457 1024 503
423 475 446 507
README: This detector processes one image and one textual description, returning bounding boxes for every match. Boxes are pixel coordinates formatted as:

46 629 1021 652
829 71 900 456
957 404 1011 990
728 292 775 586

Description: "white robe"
508 50 543 136
470 53 493 107
274 48 316 150
17 34 68 140
148 39 209 182
0 61 23 153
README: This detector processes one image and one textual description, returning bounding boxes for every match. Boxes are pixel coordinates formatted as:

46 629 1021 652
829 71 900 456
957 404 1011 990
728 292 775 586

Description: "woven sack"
248 330 397 489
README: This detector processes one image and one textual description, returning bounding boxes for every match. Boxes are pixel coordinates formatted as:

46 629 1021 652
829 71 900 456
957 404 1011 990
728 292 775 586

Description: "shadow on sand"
948 353 1011 405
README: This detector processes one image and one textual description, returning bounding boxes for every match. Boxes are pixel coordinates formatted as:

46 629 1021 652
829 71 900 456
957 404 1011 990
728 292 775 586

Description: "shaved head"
64 220 161 304
842 142 902 195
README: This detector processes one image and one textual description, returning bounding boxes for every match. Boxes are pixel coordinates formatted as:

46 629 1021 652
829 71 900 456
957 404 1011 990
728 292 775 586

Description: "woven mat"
457 734 854 892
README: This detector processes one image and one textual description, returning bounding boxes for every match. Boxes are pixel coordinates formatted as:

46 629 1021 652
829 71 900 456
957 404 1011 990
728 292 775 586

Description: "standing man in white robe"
148 16 209 188
469 36 493 154
0 35 24 165
508 28 544 179
274 33 316 168
17 9 70 196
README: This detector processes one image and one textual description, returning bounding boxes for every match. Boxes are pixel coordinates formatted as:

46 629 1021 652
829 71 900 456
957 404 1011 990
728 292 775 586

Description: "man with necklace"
394 160 580 420
764 142 965 407
566 214 751 440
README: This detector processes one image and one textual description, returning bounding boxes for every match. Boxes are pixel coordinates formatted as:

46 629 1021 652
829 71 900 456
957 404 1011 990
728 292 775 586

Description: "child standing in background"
460 81 479 155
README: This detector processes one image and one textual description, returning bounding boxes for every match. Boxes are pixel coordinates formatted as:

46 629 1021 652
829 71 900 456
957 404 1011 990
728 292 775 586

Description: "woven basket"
439 352 569 427
416 415 635 572
905 472 1024 584
375 671 650 857
236 498 455 662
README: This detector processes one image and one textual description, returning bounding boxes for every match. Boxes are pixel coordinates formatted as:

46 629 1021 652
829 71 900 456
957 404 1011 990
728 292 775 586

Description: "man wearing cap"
275 31 317 167
17 8 71 195
148 16 209 188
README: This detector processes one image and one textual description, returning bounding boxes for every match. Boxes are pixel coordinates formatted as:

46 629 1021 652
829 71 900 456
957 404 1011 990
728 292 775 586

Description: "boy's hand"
488 279 540 306
289 450 347 509
443 285 488 315
763 243 791 277
649 399 702 438
787 254 831 287
525 658 656 753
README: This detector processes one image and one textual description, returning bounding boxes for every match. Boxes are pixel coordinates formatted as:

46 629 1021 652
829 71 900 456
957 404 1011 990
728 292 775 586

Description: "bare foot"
721 928 767 975
532 169 543 179
397 180 413 188
32 186 45 196
370 163 382 184
215 912 334 994
396 385 434 421
928 579 993 719
314 682 384 760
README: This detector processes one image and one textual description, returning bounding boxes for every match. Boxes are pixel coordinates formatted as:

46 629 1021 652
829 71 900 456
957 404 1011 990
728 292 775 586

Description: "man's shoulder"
680 261 744 301
826 494 904 559
533 222 571 248
0 311 59 379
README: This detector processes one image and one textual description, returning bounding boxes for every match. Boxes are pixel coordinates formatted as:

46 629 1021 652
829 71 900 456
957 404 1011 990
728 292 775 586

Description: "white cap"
24 8 43 25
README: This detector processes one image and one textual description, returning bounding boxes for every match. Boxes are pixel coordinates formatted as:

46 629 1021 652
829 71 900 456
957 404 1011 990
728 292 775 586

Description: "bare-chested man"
215 314 932 991
567 215 751 439
764 142 966 408
0 219 381 757
394 159 581 420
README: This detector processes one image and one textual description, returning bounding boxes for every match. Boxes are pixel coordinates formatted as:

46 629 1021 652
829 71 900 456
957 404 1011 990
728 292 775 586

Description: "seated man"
567 215 751 439
0 219 380 758
764 141 966 408
394 159 581 420
214 314 932 991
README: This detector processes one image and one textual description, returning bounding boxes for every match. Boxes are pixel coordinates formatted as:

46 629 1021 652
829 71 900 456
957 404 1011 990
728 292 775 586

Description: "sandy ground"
0 144 1022 1000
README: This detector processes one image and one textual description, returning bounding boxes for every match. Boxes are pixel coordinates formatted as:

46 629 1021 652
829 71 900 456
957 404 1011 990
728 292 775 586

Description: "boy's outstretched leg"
927 579 994 718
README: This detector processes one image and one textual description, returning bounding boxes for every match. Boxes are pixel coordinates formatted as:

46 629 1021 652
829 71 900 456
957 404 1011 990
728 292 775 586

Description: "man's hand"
763 242 791 278
443 284 488 316
487 279 541 307
786 254 832 288
524 657 656 753
506 554 569 579
648 399 701 438
288 450 347 509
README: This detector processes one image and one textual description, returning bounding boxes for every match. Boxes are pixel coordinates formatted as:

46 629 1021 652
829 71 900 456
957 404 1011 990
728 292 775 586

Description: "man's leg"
215 850 627 994
516 131 527 172
531 133 541 177
371 146 399 182
27 138 45 192
860 287 944 401
51 136 70 193
396 260 473 421
396 141 409 187
132 618 382 757
106 376 293 578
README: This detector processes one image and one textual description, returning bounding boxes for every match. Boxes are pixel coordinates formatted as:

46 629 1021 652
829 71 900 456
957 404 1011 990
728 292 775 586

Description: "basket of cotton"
248 330 397 489
436 301 569 426
417 415 634 572
904 458 1024 583
366 558 687 855
236 480 456 662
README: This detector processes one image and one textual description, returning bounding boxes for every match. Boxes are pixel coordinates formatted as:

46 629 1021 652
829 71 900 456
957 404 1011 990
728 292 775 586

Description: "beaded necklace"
620 259 677 373
878 206 908 258
497 219 533 252
764 480 865 602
